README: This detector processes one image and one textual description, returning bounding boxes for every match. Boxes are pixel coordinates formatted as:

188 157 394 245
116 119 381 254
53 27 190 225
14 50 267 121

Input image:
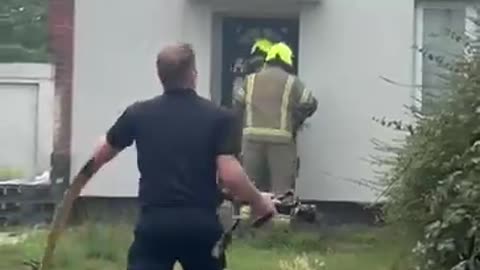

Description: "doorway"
220 17 300 107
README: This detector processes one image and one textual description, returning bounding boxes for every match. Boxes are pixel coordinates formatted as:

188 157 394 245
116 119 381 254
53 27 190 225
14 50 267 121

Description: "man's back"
107 88 236 211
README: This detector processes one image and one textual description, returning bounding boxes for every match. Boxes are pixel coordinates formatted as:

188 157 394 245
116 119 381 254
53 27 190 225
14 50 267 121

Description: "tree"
0 0 48 62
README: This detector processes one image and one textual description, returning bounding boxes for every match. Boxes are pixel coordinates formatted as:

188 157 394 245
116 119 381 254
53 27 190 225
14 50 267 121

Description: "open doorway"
220 17 299 107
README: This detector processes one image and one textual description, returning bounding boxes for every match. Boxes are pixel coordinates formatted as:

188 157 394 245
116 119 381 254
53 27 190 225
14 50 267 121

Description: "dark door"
221 17 299 107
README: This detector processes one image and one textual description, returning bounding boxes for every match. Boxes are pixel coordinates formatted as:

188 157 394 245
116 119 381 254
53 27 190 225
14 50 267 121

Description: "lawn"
0 223 414 270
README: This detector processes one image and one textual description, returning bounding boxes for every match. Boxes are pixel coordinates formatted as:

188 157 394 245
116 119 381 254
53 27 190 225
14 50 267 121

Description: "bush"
379 12 480 270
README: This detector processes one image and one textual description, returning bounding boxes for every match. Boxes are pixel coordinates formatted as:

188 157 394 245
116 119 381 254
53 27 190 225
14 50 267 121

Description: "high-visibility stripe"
280 76 295 130
300 88 312 104
243 127 292 138
245 75 255 127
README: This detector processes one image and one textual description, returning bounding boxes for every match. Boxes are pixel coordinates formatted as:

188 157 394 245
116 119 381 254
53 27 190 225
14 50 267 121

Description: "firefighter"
234 42 318 195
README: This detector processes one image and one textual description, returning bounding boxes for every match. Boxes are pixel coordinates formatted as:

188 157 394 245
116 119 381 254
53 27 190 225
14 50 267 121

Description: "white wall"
74 0 416 201
297 0 415 201
73 0 212 196
0 63 55 178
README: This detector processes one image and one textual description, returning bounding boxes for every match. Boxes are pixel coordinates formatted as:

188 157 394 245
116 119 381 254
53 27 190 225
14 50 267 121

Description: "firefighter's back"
251 67 287 126
244 66 296 144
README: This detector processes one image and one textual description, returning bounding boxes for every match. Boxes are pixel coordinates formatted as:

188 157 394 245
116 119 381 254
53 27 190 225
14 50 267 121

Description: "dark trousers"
127 207 223 270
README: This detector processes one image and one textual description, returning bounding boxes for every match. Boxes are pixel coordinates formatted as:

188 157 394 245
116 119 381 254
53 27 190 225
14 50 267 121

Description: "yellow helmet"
250 39 273 55
265 42 293 66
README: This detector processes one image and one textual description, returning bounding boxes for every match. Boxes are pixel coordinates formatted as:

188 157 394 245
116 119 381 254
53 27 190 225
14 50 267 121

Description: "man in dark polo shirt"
39 43 275 270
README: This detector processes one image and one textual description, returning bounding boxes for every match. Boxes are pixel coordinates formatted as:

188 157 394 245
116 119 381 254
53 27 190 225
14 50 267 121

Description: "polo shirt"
106 88 240 211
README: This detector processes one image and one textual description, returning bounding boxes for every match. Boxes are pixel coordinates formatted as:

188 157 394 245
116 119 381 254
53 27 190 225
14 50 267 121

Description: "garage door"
0 83 38 179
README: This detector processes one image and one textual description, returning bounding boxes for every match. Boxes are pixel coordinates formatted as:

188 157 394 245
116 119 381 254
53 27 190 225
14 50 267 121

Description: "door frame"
210 14 300 107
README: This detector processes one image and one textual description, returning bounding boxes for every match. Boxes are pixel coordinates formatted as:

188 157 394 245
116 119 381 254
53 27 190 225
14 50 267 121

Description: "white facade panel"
296 0 415 201
0 63 54 179
0 84 37 178
73 0 212 197
73 0 416 201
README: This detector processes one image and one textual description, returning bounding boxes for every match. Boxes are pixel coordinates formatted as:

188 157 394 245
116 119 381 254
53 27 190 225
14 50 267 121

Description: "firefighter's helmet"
266 42 294 66
250 39 273 56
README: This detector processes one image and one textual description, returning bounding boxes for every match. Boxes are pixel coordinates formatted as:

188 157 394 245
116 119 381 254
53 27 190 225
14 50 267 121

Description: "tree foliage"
378 8 480 270
0 0 48 62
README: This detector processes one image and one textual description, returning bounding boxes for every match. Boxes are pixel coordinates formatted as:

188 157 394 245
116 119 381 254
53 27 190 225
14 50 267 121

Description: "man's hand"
261 192 283 205
251 193 277 220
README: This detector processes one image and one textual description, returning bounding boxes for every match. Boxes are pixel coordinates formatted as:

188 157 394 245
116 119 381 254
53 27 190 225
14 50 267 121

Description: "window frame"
413 1 472 111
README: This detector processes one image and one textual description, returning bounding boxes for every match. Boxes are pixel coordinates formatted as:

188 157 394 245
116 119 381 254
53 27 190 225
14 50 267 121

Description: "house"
48 0 476 222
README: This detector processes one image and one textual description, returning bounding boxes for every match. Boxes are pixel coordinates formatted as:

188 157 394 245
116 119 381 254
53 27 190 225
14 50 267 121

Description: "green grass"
0 223 415 270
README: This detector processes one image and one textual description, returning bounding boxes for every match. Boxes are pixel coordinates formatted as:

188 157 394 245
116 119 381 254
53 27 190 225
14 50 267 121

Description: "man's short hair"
156 43 196 89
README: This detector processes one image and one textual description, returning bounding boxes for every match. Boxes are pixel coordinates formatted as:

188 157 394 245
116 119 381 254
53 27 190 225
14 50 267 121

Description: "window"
415 2 468 113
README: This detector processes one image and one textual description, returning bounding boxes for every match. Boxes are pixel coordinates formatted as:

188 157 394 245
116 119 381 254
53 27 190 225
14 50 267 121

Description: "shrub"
378 9 480 270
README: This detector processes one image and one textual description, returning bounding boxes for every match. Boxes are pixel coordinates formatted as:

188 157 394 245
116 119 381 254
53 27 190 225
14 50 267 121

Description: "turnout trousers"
242 139 297 194
127 207 223 270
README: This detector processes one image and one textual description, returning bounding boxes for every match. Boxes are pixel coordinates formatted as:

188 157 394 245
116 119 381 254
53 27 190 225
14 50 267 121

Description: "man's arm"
71 136 120 191
292 78 318 131
40 138 120 269
297 87 318 120
232 77 249 159
40 106 135 270
233 82 246 118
